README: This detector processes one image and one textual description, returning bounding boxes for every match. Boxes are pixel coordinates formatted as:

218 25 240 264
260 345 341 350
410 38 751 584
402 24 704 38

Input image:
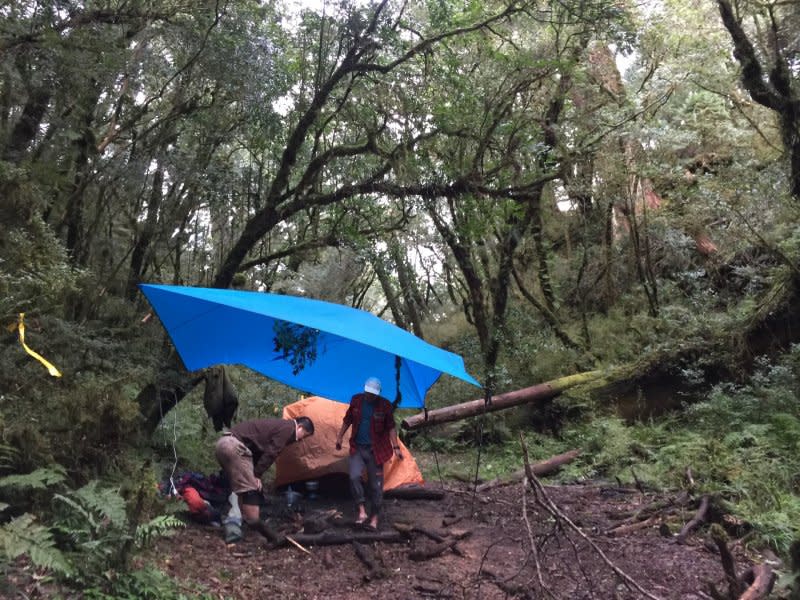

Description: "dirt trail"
147 481 761 599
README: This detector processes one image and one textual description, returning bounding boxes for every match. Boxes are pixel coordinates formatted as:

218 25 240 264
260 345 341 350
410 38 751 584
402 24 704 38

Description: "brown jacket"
230 418 295 477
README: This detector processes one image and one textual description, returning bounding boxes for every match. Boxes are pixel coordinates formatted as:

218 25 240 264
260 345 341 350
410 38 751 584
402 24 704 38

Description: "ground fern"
0 513 71 575
0 465 66 491
135 515 184 548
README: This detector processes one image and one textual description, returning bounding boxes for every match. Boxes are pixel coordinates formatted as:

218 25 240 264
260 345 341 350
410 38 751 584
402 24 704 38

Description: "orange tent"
274 396 424 490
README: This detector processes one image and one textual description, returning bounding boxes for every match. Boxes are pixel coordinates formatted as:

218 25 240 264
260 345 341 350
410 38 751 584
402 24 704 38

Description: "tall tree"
210 0 537 289
717 0 800 199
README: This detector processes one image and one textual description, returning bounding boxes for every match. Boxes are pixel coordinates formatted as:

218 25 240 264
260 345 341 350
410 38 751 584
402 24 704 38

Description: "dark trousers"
349 444 384 516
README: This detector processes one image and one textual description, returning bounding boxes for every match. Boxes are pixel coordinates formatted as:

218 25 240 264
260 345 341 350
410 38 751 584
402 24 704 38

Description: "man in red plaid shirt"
335 377 403 530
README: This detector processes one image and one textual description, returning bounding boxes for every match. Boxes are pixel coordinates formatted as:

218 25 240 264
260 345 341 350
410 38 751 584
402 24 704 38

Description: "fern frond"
54 493 97 530
135 515 184 548
0 443 17 471
0 513 72 575
0 466 66 490
73 481 127 528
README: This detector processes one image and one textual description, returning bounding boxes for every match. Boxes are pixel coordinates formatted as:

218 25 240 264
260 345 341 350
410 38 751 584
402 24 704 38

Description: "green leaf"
0 513 72 575
0 466 66 491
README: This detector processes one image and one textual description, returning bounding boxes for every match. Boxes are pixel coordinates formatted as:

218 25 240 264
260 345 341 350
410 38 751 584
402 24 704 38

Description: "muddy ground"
144 477 774 600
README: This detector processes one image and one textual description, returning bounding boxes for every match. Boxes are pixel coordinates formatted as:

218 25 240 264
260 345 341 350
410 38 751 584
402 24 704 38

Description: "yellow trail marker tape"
9 313 62 377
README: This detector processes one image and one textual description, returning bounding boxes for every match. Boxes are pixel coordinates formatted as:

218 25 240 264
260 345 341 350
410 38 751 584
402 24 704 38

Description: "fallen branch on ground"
605 515 660 537
607 491 691 524
285 535 312 554
481 566 534 596
442 515 464 527
384 485 445 500
519 433 663 600
409 530 471 561
521 479 551 597
708 524 741 598
276 530 404 547
393 522 444 541
393 522 467 557
476 449 581 492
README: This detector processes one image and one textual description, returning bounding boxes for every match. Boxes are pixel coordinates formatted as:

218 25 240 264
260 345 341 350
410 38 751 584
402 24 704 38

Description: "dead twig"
284 535 312 555
475 536 521 598
609 491 691 526
684 466 695 491
481 566 535 596
521 479 554 598
394 522 464 556
519 433 663 600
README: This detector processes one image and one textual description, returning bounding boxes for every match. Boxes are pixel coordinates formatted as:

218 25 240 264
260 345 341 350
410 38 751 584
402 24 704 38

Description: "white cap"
364 377 381 395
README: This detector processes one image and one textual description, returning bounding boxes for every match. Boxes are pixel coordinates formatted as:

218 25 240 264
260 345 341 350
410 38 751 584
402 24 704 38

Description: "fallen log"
277 530 405 547
393 522 444 542
476 449 581 492
383 485 445 500
401 371 606 431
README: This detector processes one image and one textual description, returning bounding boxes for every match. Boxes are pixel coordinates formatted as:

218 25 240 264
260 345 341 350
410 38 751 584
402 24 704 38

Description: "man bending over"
215 416 314 542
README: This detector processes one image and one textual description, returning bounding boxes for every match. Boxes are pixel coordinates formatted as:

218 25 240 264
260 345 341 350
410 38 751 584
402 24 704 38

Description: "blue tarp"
140 284 481 409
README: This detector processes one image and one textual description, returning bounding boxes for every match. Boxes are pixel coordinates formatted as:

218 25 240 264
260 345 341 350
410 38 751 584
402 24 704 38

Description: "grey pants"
349 444 384 516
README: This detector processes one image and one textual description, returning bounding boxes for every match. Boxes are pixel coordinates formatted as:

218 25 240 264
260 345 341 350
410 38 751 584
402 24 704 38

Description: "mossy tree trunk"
401 370 606 430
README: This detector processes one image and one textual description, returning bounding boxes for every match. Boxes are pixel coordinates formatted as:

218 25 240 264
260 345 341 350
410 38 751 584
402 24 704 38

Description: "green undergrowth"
0 458 194 597
578 346 800 554
425 345 800 557
411 419 573 484
81 567 223 600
